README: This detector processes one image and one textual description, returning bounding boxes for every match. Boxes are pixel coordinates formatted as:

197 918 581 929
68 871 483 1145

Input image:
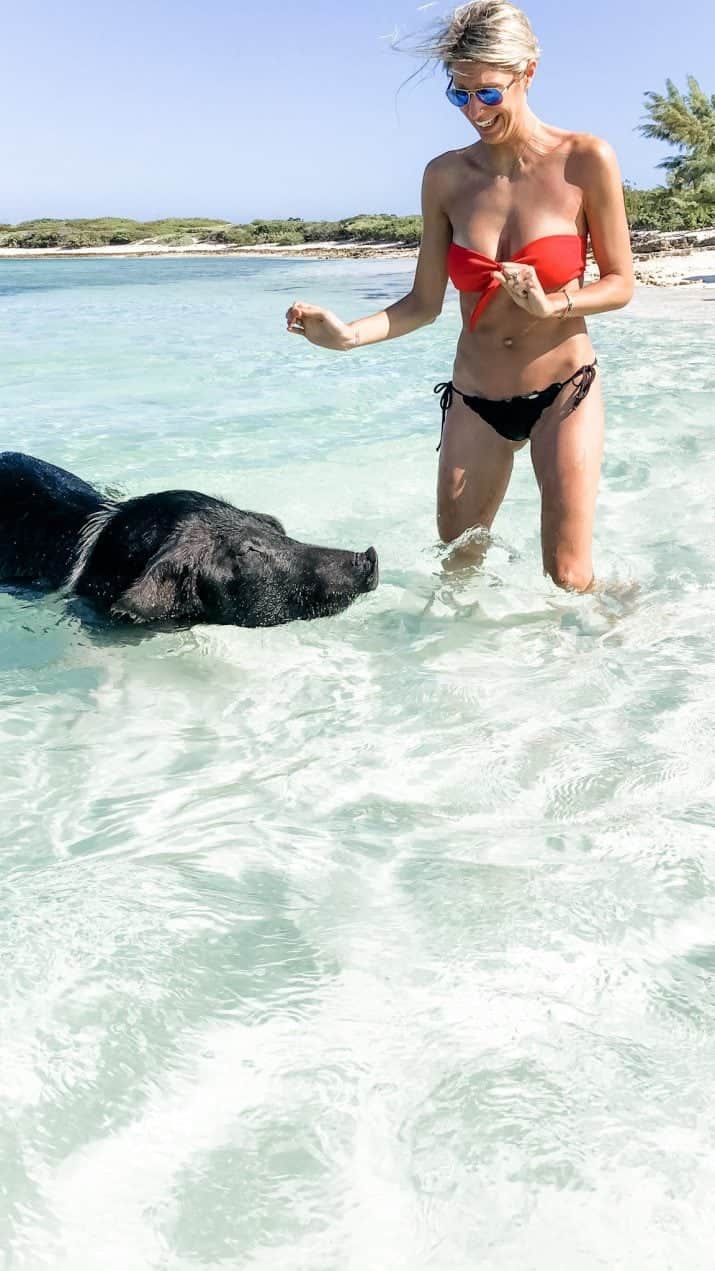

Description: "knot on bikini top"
447 234 587 329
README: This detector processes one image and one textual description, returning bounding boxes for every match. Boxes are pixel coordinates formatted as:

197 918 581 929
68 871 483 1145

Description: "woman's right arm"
285 158 452 352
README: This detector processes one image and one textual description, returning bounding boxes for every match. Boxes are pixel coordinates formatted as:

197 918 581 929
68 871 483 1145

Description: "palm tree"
639 76 715 203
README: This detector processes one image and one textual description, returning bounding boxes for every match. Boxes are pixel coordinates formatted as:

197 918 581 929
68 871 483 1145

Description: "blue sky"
2 0 713 223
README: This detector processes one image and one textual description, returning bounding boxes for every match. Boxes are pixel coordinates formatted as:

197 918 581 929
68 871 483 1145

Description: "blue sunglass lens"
477 87 503 106
446 85 469 107
446 83 504 108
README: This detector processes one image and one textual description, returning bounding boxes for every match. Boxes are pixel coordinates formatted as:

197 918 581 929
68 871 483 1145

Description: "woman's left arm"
556 136 634 317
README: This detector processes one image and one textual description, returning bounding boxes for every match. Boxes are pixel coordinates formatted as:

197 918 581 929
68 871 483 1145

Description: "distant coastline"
2 226 714 289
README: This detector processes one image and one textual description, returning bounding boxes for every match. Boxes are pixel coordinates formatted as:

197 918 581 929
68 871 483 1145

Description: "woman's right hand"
285 301 355 351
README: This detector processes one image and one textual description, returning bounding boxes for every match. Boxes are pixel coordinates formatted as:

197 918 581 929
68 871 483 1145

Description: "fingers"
492 265 541 308
286 309 305 335
286 299 324 335
286 300 303 332
493 270 529 299
496 264 537 293
286 300 323 320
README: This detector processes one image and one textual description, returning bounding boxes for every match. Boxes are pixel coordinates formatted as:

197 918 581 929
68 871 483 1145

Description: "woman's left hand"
492 263 559 319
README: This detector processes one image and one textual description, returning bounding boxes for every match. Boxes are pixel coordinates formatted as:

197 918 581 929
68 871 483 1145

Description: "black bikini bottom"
434 360 598 447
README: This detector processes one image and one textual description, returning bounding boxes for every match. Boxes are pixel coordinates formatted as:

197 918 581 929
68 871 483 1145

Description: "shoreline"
1 237 714 288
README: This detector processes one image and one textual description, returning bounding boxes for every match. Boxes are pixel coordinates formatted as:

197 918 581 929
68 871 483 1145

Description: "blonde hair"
414 2 541 73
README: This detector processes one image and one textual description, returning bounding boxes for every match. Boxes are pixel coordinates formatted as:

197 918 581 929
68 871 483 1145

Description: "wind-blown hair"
411 2 541 73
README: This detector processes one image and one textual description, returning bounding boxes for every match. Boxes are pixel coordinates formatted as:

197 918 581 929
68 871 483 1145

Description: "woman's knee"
436 500 490 544
436 507 461 544
436 480 467 543
545 552 594 593
436 478 498 544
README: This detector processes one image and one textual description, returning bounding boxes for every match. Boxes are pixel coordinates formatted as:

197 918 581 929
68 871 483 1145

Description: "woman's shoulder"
570 131 618 160
533 126 620 190
539 125 617 163
424 145 479 181
558 131 620 178
557 133 623 201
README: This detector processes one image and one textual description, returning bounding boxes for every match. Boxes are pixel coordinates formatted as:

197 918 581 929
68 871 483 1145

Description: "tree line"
1 77 712 249
0 215 423 250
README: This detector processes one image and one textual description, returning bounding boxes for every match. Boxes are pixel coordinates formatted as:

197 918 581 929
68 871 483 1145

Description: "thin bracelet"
558 289 574 319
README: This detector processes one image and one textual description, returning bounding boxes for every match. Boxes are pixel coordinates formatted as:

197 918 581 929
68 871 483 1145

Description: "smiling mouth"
478 117 498 129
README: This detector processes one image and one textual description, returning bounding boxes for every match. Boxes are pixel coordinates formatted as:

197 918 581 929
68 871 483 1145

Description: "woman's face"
449 60 535 143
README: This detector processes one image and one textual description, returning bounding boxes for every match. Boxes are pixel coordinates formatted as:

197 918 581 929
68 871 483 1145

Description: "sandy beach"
1 231 714 288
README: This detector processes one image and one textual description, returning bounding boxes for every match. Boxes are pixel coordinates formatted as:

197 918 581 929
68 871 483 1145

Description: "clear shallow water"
1 257 715 1270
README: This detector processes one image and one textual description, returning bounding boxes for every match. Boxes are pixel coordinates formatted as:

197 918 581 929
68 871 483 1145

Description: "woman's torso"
439 126 595 397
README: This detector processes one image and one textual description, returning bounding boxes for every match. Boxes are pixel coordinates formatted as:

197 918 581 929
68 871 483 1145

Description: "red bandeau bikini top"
447 234 587 329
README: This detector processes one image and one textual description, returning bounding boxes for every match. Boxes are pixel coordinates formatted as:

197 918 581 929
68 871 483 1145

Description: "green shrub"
624 182 714 230
302 220 342 242
204 226 257 246
339 215 422 243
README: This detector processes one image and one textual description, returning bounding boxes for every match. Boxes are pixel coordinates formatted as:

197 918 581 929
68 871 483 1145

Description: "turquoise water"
1 257 715 1270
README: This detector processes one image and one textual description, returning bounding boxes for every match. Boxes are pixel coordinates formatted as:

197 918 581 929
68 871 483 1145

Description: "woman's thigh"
436 396 522 543
530 375 605 590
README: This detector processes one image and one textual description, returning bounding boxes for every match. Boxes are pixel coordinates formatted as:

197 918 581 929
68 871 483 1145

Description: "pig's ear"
111 545 204 622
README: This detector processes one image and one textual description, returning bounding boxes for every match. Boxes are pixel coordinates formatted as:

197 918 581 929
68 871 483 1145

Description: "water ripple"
2 266 715 1268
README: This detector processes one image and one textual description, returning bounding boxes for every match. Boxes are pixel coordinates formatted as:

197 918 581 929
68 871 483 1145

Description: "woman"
286 1 634 591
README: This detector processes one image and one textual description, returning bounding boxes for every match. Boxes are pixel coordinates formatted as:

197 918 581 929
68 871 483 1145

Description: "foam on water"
1 258 715 1269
